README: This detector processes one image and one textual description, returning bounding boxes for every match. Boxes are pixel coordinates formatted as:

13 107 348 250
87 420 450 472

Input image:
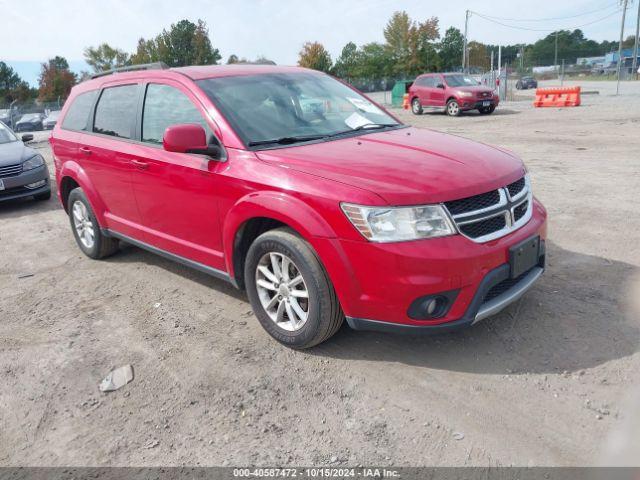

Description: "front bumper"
314 198 547 333
0 164 51 201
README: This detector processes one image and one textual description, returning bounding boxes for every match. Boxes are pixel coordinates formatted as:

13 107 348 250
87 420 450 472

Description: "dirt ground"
1 85 640 467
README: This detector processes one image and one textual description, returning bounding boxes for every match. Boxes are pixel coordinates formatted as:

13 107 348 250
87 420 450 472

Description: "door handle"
79 147 92 155
131 160 149 170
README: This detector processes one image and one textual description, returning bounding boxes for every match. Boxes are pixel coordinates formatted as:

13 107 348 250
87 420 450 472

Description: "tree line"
1 12 636 107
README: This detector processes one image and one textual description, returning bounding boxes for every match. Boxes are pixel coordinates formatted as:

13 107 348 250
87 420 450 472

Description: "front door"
127 81 225 271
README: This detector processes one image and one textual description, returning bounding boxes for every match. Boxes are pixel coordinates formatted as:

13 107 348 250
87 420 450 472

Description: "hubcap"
72 200 95 249
448 102 459 115
412 99 420 112
255 252 309 332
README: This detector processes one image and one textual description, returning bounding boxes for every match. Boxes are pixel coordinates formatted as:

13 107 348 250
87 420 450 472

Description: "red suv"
51 64 546 348
409 73 498 116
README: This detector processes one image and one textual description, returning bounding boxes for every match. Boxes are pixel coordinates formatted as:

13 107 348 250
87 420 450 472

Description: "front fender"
222 191 338 278
58 161 108 227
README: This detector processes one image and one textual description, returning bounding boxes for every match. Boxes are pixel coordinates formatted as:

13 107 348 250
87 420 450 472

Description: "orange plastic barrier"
402 93 409 110
533 86 581 107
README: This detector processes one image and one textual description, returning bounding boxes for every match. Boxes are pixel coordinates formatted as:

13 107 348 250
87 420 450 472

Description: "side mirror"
163 124 222 159
21 134 33 143
436 83 445 89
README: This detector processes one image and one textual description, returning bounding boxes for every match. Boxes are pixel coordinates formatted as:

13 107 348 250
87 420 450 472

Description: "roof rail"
90 62 169 79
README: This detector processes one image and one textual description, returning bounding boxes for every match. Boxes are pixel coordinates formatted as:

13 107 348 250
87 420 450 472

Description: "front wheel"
446 99 461 117
245 228 343 349
68 188 119 259
411 98 423 115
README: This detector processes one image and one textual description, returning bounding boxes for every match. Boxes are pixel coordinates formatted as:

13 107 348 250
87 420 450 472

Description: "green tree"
356 42 393 79
0 61 22 103
38 56 76 102
84 43 130 73
130 19 221 67
226 54 240 64
383 11 413 75
297 42 332 72
439 27 464 71
383 11 441 76
332 42 359 80
130 38 159 64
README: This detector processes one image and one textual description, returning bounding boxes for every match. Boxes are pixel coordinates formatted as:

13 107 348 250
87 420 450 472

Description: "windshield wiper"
328 123 399 137
248 135 327 147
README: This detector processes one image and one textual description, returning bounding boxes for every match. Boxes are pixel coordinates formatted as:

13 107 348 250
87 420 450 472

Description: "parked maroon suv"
51 64 546 348
409 73 498 116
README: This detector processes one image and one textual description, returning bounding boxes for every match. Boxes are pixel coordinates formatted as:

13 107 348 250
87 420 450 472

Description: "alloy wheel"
447 101 460 116
72 200 95 249
255 252 309 332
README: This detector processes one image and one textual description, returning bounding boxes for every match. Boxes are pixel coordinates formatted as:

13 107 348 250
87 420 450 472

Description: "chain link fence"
0 99 65 130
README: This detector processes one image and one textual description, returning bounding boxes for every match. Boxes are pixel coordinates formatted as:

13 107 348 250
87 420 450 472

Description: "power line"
476 2 620 23
470 8 623 32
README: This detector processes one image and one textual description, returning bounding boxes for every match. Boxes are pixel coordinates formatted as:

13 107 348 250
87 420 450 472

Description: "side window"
93 85 138 139
142 84 211 145
415 77 427 87
424 77 436 88
61 90 98 131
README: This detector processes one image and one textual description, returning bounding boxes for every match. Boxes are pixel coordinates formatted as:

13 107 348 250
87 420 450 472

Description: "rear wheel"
245 228 343 349
68 188 119 259
411 98 423 115
446 99 461 117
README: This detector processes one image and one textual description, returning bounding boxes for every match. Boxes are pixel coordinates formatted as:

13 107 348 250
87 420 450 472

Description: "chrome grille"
0 163 22 178
444 175 532 243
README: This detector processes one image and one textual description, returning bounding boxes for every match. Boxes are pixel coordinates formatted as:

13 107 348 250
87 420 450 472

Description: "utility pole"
617 0 629 95
462 10 470 72
633 0 640 78
554 31 559 76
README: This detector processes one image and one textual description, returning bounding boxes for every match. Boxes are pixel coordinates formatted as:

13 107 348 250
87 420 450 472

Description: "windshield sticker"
344 112 374 130
346 97 381 114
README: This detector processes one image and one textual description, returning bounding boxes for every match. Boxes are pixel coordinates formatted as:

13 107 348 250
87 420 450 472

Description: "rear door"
430 75 446 107
413 76 431 105
79 83 144 239
125 81 225 270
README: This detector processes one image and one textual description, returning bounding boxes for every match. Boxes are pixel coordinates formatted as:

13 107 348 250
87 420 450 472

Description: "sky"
0 0 637 86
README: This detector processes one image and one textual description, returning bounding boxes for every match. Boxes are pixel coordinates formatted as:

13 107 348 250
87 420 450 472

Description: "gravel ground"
1 88 639 467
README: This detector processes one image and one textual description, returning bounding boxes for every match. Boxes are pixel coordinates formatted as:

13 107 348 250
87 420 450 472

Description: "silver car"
0 121 51 202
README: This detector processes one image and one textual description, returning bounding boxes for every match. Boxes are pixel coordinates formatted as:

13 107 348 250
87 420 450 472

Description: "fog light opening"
25 180 47 190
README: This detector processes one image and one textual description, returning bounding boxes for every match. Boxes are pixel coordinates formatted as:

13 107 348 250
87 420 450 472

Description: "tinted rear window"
93 85 138 139
61 90 98 131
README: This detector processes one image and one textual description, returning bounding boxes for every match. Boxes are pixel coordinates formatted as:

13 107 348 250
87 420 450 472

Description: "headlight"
341 203 456 243
458 91 473 97
22 154 44 171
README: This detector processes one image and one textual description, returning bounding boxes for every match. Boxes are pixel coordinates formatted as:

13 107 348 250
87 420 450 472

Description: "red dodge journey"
51 64 546 348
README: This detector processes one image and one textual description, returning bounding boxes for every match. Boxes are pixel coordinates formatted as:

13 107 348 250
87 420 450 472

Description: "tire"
34 190 51 201
411 98 423 115
68 188 119 259
479 106 495 115
245 227 343 349
446 99 461 117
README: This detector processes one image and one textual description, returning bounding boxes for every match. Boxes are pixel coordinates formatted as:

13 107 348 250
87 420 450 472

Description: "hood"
0 141 36 167
256 127 525 205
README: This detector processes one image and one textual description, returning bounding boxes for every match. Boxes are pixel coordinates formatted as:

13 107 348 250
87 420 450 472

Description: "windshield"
47 111 60 119
21 114 40 121
197 72 401 147
445 75 478 87
0 122 18 144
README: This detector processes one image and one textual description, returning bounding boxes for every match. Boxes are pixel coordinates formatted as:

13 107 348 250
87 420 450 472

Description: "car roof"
75 64 319 92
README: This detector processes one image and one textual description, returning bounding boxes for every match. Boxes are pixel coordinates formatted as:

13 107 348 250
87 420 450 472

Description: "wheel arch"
57 162 107 225
223 192 338 289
